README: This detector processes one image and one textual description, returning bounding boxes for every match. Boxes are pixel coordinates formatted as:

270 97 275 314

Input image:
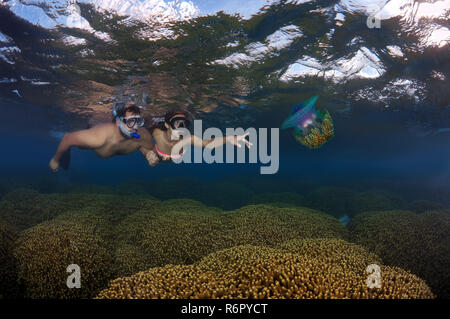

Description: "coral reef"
276 238 381 265
113 243 150 278
160 198 223 214
0 177 61 196
1 188 40 202
145 178 255 210
113 208 160 277
114 200 228 276
407 199 445 214
114 199 219 247
0 181 444 300
114 199 223 276
97 240 434 299
0 190 67 230
139 210 230 267
0 218 22 298
52 208 117 251
113 202 346 277
248 192 304 207
66 182 160 198
302 187 356 218
349 190 406 216
14 218 114 298
348 210 450 298
0 190 158 230
62 184 119 195
301 187 408 218
223 205 348 246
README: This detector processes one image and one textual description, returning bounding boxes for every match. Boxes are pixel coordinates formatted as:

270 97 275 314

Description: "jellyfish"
281 95 334 149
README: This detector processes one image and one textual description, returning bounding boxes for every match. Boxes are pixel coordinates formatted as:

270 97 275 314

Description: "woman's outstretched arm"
182 132 252 149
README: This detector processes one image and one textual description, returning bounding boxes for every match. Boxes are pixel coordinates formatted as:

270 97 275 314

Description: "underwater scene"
0 0 449 301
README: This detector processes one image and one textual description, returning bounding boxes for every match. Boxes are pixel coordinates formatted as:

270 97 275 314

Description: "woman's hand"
226 132 253 148
146 150 159 166
49 158 59 172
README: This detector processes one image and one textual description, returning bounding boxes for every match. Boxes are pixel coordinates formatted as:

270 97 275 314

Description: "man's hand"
49 158 59 172
146 150 159 166
226 132 252 148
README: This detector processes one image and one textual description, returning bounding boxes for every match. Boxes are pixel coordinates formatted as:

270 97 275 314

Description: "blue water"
1 98 448 205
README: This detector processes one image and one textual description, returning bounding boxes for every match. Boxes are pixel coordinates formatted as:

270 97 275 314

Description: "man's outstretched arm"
50 127 106 172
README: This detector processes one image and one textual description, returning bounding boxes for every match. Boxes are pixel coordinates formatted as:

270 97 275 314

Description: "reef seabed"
0 181 448 299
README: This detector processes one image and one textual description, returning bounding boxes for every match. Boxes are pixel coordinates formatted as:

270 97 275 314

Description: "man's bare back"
86 123 152 158
49 105 156 172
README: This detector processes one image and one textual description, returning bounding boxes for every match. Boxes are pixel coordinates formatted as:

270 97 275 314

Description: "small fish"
339 214 350 226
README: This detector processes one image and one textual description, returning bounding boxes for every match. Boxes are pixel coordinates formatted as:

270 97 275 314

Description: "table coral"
348 210 450 298
97 240 434 299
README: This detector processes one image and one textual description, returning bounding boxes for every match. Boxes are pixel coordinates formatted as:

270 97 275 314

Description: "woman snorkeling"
146 111 252 165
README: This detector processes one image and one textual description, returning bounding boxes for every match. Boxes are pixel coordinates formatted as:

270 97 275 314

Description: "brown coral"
114 200 228 275
407 199 445 214
145 177 256 210
160 198 222 214
14 219 114 298
348 210 450 298
114 203 348 277
0 191 159 230
97 240 434 299
248 192 304 208
223 205 348 247
348 190 405 216
0 218 21 298
139 210 230 267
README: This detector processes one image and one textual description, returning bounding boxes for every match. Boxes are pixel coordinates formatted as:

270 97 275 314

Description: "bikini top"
155 144 184 160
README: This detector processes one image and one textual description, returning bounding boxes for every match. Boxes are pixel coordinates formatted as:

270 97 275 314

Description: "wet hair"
112 104 141 122
148 111 189 132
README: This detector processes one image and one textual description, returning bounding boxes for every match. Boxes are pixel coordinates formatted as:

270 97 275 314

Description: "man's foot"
49 158 59 172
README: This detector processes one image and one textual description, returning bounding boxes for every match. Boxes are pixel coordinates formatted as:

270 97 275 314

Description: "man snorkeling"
49 103 157 172
146 111 252 165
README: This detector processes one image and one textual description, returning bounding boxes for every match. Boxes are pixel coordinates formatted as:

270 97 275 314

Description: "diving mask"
169 116 190 129
122 115 145 129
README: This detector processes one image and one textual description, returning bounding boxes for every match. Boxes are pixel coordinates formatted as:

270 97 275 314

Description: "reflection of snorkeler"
49 103 155 172
146 111 251 165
